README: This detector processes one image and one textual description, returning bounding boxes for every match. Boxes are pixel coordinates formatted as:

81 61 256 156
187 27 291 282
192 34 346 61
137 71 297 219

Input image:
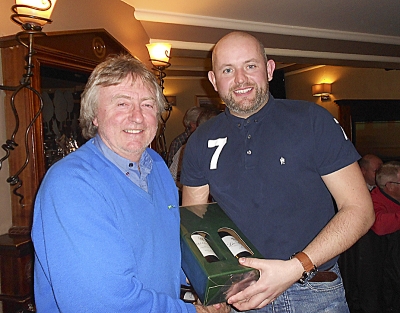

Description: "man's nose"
234 68 246 84
129 105 144 123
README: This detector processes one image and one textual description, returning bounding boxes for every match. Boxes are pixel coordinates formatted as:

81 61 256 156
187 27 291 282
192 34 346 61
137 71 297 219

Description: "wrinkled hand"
227 257 302 311
194 301 231 313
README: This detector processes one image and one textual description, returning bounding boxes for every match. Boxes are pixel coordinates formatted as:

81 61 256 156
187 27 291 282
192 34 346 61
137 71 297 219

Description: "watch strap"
292 251 314 272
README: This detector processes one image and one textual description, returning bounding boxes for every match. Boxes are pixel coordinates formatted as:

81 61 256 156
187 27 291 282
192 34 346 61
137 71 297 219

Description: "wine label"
191 234 218 258
221 235 250 256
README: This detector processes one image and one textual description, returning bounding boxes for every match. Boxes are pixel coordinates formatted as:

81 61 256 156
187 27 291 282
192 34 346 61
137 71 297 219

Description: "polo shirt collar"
225 93 274 128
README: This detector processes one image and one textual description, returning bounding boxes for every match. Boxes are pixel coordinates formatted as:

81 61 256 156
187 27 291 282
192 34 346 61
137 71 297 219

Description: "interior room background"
1 0 400 237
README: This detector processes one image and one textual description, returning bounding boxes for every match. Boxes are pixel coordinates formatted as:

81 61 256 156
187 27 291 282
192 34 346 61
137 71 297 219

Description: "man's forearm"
303 204 374 267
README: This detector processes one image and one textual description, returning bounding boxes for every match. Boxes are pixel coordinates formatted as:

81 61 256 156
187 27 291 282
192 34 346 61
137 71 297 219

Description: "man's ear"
93 118 98 127
266 59 276 82
208 71 218 92
361 168 367 176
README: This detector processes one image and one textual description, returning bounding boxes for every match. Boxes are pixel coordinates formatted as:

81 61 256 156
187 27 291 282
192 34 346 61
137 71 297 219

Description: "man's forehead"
214 38 261 60
103 80 155 98
216 35 258 52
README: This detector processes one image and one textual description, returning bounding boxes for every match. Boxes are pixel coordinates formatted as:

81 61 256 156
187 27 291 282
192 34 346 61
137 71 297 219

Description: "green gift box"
180 202 263 305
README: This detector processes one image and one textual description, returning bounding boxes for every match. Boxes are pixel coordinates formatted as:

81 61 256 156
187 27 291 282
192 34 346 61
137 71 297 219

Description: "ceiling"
122 0 400 77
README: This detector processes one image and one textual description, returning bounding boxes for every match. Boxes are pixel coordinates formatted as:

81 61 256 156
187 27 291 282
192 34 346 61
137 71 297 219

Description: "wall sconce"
13 0 58 28
146 43 171 91
312 83 332 101
0 0 57 203
146 43 172 68
146 42 173 161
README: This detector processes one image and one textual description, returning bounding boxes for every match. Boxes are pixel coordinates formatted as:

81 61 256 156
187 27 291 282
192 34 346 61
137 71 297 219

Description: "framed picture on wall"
196 95 225 111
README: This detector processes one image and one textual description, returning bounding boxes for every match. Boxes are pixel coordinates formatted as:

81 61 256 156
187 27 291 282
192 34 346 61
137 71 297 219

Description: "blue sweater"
32 139 195 313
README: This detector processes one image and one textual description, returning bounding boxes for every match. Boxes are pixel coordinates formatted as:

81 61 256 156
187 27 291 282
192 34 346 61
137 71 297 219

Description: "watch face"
299 267 318 284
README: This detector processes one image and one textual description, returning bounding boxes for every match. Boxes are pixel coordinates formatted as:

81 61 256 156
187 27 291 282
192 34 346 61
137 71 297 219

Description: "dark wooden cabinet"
336 99 400 160
336 99 400 141
0 234 33 312
0 29 130 312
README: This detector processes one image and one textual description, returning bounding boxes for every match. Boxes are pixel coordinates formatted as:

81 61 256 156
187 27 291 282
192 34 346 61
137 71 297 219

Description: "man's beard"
221 83 269 116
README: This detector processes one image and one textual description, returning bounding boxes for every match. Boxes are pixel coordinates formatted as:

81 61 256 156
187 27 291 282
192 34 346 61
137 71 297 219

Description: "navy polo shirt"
181 95 360 269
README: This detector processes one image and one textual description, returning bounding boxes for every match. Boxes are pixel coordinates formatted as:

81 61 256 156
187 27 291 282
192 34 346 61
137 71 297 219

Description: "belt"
309 266 338 282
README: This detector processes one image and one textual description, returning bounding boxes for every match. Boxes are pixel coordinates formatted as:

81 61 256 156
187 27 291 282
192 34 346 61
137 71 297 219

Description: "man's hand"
226 257 303 311
194 301 231 313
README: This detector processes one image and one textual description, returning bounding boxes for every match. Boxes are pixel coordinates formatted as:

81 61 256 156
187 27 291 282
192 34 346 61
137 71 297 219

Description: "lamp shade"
146 43 171 67
312 83 332 96
15 0 57 26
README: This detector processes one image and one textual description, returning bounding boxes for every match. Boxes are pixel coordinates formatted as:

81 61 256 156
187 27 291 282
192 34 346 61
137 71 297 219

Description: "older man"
370 161 400 312
32 55 228 313
371 161 400 235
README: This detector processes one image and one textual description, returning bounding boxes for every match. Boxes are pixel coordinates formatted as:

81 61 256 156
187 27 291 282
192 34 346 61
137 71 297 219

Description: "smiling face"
93 75 158 162
208 32 275 118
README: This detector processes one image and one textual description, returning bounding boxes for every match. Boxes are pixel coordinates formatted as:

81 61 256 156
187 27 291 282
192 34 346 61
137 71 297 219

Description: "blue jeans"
230 263 349 313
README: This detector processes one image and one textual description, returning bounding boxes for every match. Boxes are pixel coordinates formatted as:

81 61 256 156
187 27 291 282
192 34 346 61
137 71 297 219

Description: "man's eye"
142 103 154 109
222 68 232 74
117 102 127 107
248 64 256 69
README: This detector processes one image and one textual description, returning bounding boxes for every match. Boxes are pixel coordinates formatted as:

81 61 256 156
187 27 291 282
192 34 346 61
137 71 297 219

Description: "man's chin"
227 101 263 116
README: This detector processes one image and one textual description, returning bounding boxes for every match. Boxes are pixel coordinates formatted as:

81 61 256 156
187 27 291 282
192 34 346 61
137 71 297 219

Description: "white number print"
207 137 227 170
333 118 348 140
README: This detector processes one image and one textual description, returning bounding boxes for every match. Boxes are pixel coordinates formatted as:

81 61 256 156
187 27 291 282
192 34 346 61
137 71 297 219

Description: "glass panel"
40 66 90 169
355 121 400 161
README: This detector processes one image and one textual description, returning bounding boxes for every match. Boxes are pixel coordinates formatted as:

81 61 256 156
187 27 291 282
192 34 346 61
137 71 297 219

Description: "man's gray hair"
376 161 400 188
183 106 205 128
79 54 165 139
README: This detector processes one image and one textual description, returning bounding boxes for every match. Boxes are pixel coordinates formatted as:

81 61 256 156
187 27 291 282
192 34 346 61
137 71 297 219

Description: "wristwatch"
291 251 318 284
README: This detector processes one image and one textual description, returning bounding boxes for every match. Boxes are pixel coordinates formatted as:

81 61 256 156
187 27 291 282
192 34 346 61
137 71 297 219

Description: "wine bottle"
219 230 252 258
191 232 219 263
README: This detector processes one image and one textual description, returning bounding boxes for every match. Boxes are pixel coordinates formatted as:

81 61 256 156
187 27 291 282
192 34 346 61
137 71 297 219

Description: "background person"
340 153 385 312
169 108 220 191
181 31 374 313
167 106 205 167
371 161 400 235
359 154 383 191
31 55 229 313
370 161 400 312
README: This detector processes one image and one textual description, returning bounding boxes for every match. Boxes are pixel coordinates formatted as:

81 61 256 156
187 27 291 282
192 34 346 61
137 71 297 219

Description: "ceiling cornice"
150 39 400 66
135 9 400 46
